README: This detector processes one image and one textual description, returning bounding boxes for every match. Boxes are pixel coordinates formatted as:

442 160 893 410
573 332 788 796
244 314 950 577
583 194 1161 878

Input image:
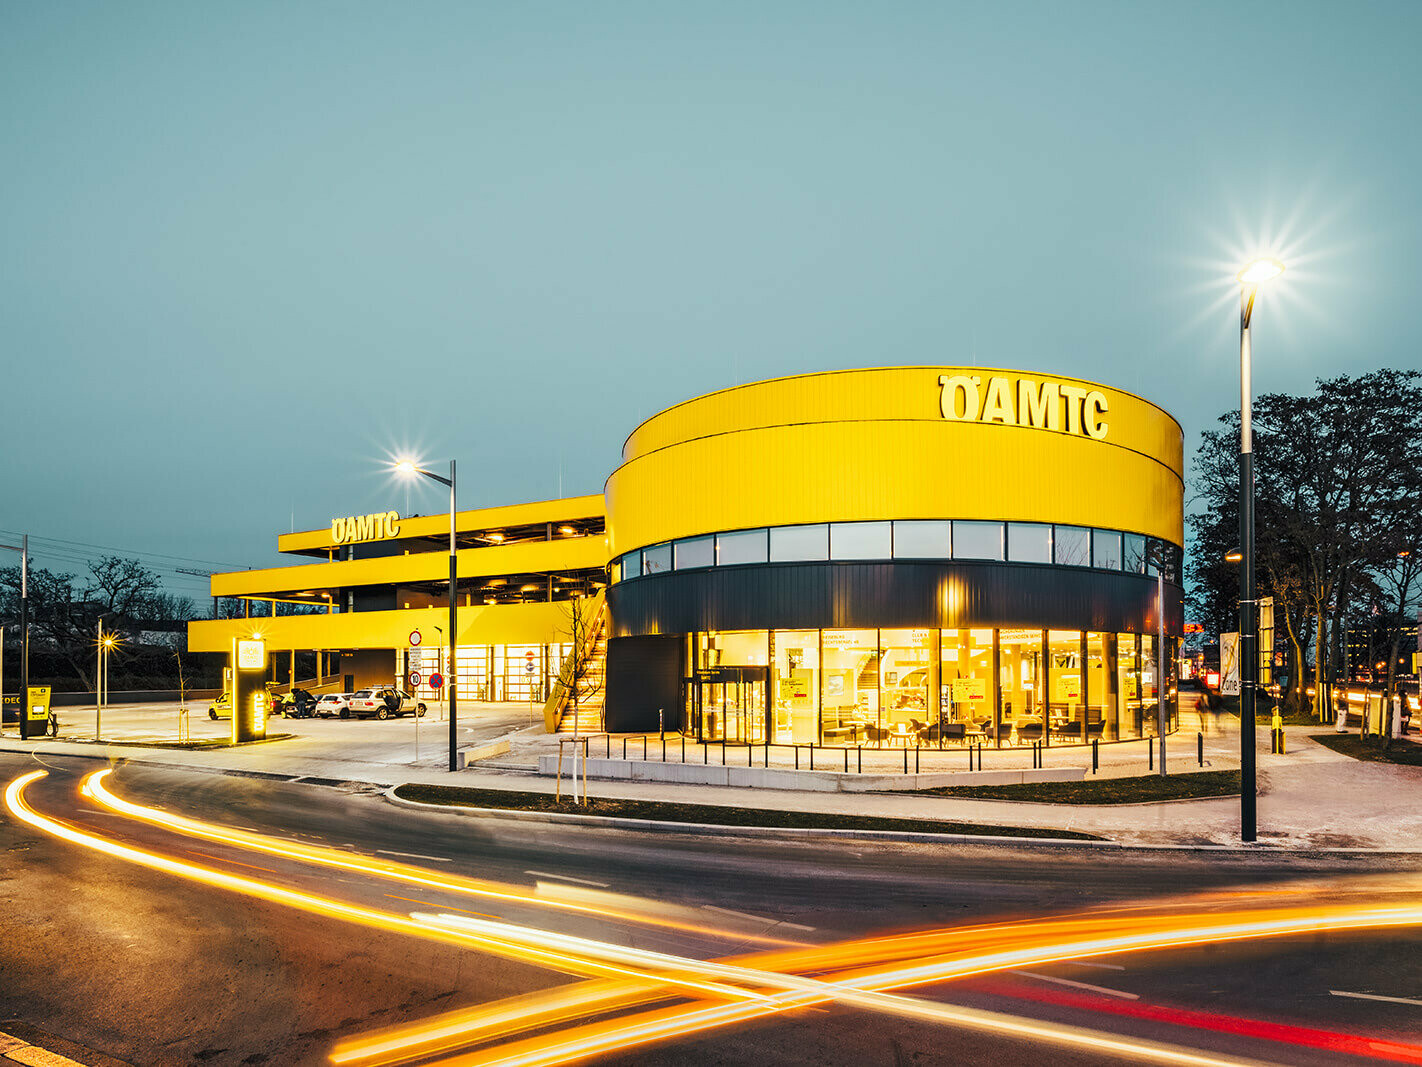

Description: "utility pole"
1 537 29 739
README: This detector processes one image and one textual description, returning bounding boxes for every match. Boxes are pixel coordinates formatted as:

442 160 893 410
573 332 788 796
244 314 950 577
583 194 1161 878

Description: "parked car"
346 687 426 720
208 685 290 720
316 693 353 718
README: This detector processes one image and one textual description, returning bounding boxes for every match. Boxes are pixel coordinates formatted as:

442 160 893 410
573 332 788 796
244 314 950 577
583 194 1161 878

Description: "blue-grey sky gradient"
3 1 1419 594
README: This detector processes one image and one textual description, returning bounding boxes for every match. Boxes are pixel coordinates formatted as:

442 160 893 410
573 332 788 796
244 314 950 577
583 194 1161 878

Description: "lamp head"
1224 548 1243 563
393 459 419 476
1237 258 1285 286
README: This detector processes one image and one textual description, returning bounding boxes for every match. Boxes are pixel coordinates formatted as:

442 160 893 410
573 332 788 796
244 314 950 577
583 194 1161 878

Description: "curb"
381 785 1422 857
382 786 1116 849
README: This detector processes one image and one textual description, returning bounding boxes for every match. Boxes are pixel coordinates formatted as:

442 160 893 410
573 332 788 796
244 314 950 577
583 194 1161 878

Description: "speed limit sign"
408 671 422 688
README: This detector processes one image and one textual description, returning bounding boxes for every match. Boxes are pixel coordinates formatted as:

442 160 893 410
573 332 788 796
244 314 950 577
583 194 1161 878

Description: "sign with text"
1220 632 1241 696
236 640 266 671
949 678 988 703
939 374 1109 440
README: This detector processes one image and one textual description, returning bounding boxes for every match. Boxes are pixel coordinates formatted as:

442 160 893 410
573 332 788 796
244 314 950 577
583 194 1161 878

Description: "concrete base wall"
536 755 1083 792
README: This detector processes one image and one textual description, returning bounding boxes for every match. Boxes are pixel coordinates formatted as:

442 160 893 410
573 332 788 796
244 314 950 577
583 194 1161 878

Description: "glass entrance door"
694 667 767 743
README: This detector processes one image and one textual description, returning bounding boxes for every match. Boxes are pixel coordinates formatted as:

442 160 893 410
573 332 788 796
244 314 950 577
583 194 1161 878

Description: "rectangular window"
1007 523 1052 564
821 629 880 740
772 630 819 744
1123 533 1147 574
953 521 1004 561
1092 530 1122 570
642 543 671 575
673 535 714 570
770 524 829 562
716 528 768 566
621 550 642 579
830 521 891 560
1054 525 1091 566
892 520 951 559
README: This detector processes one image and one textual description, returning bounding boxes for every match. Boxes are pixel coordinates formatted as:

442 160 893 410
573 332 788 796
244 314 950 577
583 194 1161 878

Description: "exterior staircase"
558 632 606 734
542 589 609 734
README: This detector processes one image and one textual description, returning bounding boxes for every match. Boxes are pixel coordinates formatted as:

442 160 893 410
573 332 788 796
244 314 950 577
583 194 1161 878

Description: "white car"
316 693 353 718
347 687 426 720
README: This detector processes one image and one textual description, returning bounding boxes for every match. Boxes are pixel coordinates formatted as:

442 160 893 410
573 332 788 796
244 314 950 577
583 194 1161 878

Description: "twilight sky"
3 1 1419 597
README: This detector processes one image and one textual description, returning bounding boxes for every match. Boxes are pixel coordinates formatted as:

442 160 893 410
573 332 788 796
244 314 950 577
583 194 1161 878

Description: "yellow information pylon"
1270 706 1286 754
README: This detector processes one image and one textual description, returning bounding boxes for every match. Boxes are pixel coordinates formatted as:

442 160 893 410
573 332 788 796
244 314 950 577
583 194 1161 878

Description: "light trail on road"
80 767 795 946
12 767 1422 1067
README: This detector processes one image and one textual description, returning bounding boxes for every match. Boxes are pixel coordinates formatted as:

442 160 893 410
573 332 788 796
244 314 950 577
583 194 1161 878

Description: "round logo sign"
408 671 422 687
525 662 536 674
429 672 444 689
409 629 422 647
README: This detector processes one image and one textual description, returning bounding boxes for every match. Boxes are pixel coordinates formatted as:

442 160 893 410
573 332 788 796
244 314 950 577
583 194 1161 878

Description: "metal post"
96 618 103 740
1092 737 1099 774
18 536 29 741
1198 731 1204 767
1157 569 1167 777
448 459 458 772
1239 288 1258 842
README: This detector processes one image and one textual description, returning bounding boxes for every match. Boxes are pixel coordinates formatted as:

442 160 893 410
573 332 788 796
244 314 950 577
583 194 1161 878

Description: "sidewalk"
4 710 1419 851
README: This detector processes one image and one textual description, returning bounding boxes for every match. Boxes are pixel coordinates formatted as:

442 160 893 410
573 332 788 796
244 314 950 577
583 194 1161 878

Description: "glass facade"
405 643 571 704
685 626 1177 748
616 520 1181 583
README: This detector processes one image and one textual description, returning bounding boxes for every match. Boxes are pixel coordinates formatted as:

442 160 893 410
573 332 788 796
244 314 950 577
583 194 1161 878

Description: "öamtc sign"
939 374 1109 440
331 511 401 545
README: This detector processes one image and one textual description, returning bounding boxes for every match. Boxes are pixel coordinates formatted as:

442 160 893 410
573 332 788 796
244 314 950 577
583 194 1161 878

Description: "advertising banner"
1221 632 1241 696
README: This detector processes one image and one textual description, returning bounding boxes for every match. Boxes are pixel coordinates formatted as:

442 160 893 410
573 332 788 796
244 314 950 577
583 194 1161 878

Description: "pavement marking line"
701 904 783 926
525 871 609 887
4 1045 87 1067
1330 990 1422 1008
181 849 281 875
378 850 453 863
1061 961 1127 971
0 1034 27 1054
1008 969 1140 999
384 894 502 921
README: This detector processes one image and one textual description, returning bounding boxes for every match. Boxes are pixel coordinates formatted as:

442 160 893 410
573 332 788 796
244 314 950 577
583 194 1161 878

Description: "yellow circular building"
603 366 1183 749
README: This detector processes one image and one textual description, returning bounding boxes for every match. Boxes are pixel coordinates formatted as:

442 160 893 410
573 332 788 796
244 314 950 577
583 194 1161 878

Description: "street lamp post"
396 459 459 771
1236 257 1284 843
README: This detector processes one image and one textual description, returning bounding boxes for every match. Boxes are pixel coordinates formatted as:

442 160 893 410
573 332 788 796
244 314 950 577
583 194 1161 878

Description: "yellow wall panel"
212 535 609 598
188 600 573 653
278 493 604 554
608 415 1182 556
622 366 1182 476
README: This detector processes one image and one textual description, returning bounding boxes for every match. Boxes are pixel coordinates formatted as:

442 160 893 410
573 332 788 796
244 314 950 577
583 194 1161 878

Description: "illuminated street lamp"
1236 256 1284 843
395 458 459 771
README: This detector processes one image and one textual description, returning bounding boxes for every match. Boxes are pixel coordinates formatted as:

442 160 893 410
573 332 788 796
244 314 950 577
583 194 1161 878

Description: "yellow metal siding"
212 535 609 598
188 600 573 653
622 367 1183 474
277 493 605 554
607 372 1183 556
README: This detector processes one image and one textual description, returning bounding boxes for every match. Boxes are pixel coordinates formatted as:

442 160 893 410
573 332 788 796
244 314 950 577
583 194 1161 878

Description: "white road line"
376 850 452 863
1009 970 1139 1000
526 870 609 887
700 904 815 931
1330 990 1422 1007
1061 961 1127 971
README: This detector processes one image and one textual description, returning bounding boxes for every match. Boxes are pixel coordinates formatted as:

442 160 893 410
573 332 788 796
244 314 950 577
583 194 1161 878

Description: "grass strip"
1310 733 1422 767
899 769 1242 805
394 782 1102 840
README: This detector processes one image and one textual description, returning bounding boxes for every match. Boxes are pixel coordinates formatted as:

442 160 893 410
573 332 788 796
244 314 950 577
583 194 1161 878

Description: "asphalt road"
3 750 1422 1066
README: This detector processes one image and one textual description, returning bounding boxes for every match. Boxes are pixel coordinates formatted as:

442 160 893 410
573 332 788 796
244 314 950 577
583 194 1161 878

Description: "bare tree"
557 594 604 735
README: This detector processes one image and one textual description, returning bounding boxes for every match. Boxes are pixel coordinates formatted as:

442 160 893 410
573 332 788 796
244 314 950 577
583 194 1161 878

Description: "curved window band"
614 520 1181 585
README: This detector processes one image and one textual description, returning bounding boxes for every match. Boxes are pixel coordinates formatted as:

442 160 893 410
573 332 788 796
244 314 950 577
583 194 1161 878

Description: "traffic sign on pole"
409 629 422 647
408 671 422 688
429 673 444 690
